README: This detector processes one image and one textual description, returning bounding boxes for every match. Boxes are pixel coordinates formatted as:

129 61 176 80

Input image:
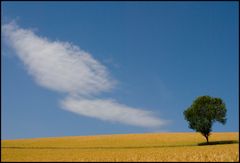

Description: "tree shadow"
3 141 238 150
198 140 239 146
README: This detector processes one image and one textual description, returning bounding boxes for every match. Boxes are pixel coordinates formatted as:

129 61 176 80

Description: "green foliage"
183 96 227 142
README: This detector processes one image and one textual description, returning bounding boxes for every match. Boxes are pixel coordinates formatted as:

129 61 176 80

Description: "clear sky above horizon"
2 2 239 139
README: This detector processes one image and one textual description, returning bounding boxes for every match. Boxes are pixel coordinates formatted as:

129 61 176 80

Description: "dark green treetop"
183 96 227 143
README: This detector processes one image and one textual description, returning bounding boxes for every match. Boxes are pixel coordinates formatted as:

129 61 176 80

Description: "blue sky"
2 2 239 139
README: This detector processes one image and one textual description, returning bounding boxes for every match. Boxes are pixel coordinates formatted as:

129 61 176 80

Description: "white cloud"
2 22 115 96
2 22 168 128
61 97 167 128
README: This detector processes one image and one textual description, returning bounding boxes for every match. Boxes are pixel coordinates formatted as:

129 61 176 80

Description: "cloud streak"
61 97 165 128
2 22 168 128
2 22 114 96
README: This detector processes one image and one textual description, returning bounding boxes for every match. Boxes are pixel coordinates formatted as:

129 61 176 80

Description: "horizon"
2 2 239 139
2 131 238 141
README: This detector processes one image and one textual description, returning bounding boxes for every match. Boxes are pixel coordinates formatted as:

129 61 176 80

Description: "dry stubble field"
1 132 239 162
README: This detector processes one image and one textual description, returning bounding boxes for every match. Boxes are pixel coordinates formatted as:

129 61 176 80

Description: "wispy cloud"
2 21 168 128
61 97 166 128
2 22 115 96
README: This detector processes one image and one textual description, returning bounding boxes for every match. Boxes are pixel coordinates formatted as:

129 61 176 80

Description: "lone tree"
183 96 227 143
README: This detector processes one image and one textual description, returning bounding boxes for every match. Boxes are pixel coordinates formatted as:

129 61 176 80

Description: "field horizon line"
2 131 239 141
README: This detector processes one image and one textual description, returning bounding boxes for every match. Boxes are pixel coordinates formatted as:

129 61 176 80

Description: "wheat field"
1 132 239 162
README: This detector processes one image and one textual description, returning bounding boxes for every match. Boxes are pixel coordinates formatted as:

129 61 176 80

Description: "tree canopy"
183 96 227 143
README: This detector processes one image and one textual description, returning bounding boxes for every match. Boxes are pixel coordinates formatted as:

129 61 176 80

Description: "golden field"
1 132 239 162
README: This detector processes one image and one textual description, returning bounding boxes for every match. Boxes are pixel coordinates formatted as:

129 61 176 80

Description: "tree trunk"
205 135 209 144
